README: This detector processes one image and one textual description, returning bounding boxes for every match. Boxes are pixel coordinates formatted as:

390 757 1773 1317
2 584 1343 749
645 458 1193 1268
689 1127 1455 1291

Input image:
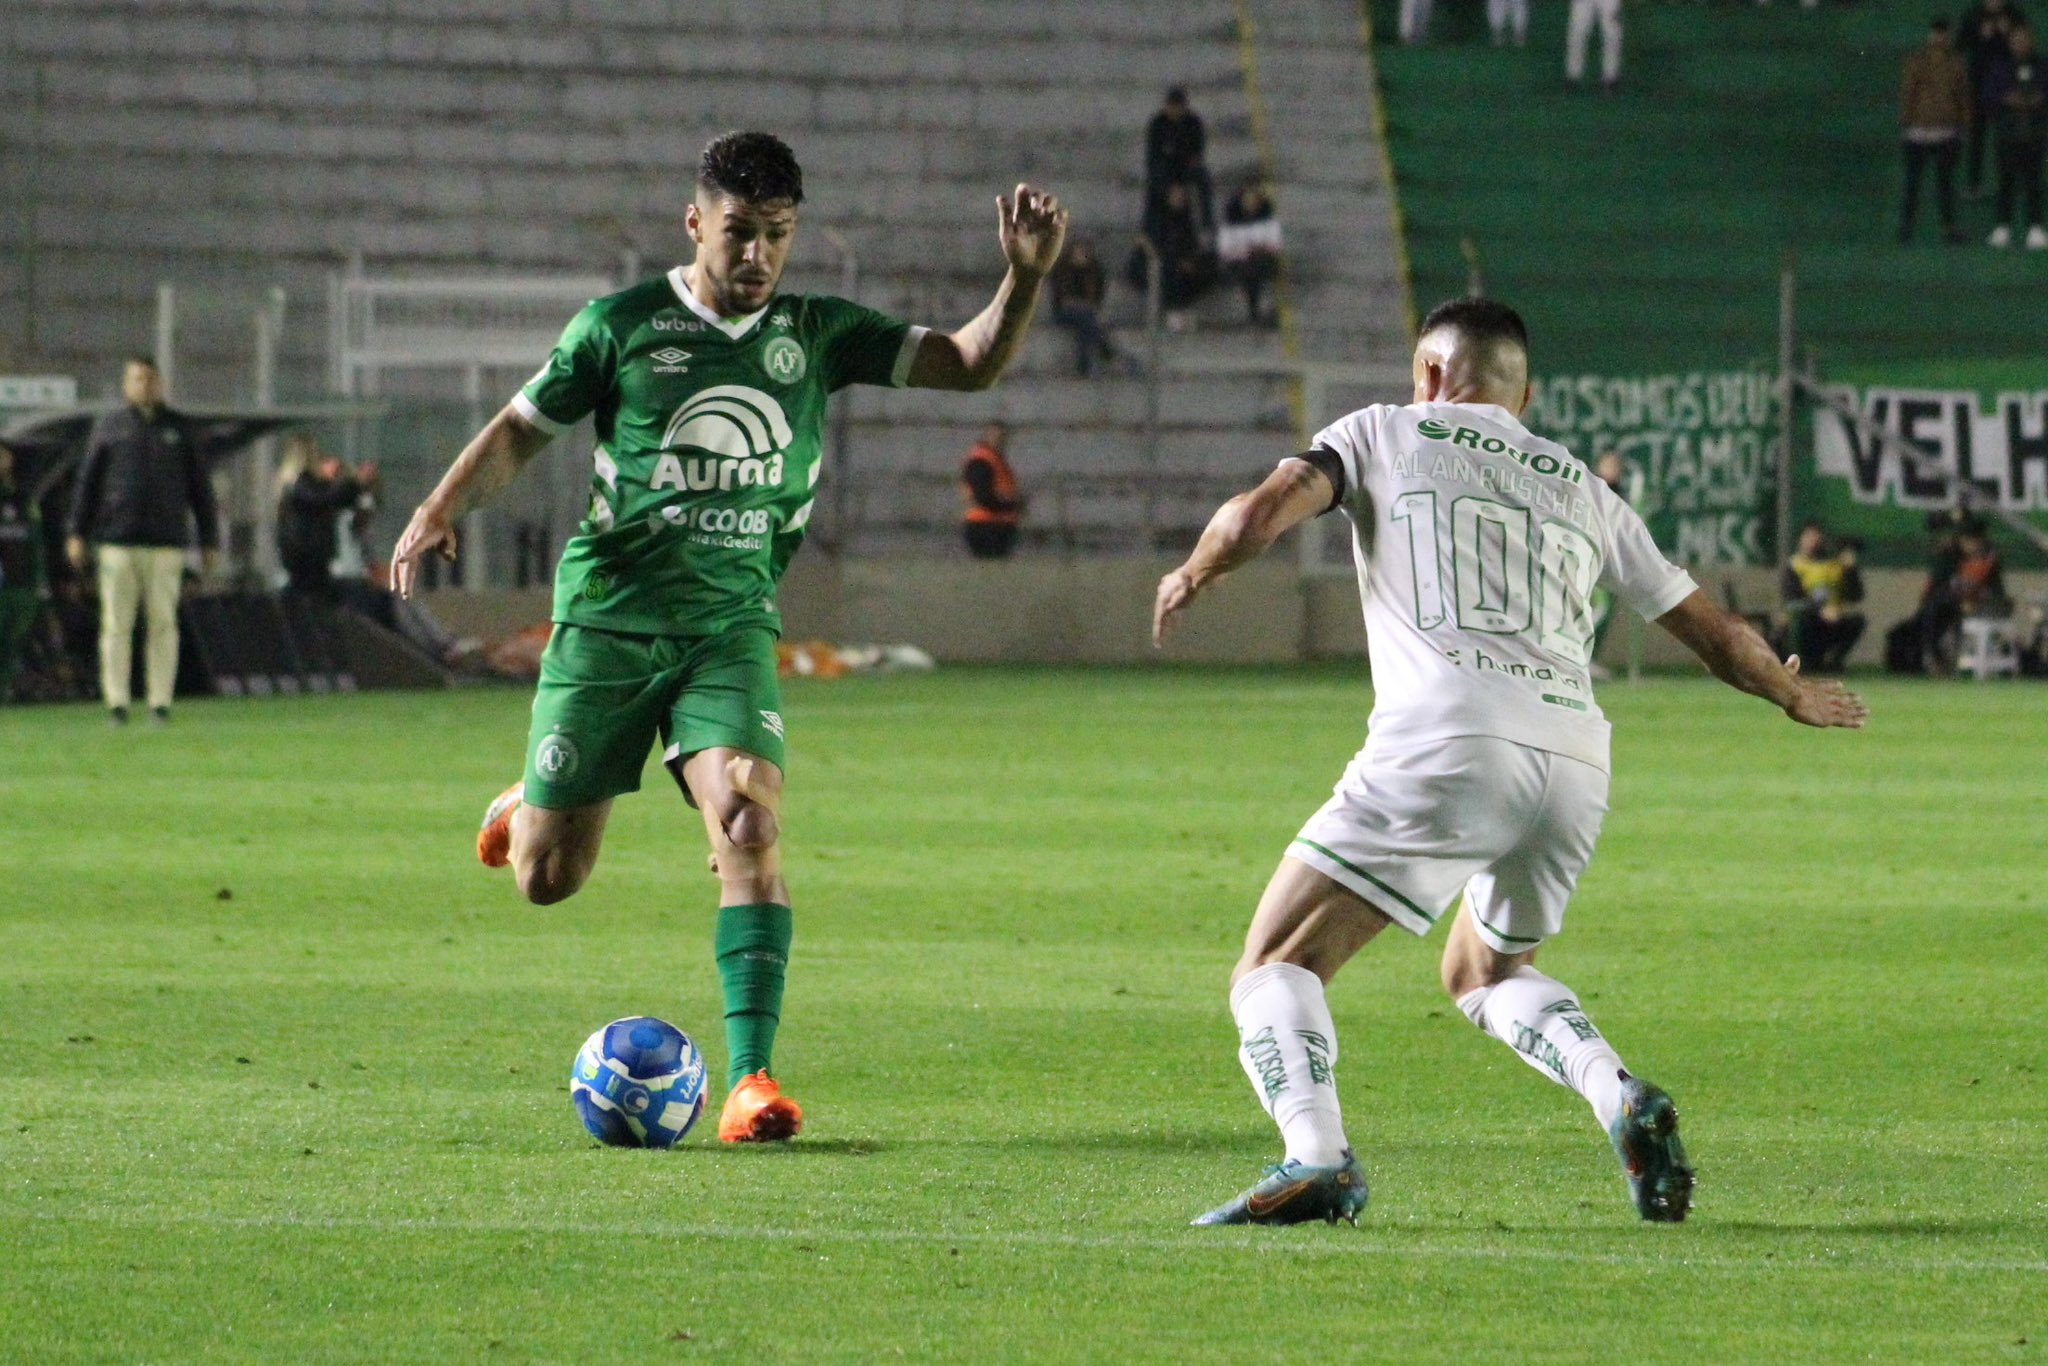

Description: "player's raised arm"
1153 456 1337 646
1655 589 1869 729
905 184 1069 392
389 405 554 599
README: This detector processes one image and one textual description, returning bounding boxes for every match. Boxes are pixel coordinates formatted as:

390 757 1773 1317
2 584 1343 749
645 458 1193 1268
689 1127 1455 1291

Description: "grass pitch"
2 668 2042 1362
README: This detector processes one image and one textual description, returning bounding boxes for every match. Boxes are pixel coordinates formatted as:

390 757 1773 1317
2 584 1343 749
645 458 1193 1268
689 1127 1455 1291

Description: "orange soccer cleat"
718 1070 804 1143
476 782 524 868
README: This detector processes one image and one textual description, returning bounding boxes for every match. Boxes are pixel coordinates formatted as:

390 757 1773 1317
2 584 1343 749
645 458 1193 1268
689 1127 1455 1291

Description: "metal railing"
1131 237 1166 544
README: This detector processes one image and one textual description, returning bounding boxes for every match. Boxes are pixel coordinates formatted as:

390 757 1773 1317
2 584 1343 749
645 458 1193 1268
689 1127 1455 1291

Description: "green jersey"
515 268 923 637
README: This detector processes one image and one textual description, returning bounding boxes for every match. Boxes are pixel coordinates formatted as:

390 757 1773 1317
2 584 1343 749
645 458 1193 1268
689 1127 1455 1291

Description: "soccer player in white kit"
1154 299 1867 1226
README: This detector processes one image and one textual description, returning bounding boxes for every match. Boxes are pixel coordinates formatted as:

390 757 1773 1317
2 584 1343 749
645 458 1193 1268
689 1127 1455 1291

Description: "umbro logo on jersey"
651 348 691 364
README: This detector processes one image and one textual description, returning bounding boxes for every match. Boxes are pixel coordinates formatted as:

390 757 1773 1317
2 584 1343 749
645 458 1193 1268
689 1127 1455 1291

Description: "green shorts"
523 623 785 810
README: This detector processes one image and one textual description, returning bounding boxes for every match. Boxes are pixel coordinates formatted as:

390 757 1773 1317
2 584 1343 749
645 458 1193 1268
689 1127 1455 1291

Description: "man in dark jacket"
276 435 377 603
1049 237 1117 377
1145 88 1214 229
64 356 220 724
1961 0 2029 194
1138 182 1217 328
1901 18 1973 242
1986 22 2048 246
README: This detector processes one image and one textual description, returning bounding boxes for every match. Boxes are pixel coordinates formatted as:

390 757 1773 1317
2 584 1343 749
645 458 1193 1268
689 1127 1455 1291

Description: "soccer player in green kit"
390 132 1068 1142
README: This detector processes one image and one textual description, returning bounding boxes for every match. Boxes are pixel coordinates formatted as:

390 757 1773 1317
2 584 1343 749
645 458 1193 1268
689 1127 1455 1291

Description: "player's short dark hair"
697 131 804 207
123 354 160 372
1418 297 1529 354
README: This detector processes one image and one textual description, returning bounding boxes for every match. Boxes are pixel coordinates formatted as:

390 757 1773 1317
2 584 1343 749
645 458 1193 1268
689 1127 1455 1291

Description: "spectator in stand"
1780 521 1867 672
960 423 1024 560
1489 0 1529 47
64 356 219 726
1049 237 1119 378
1914 524 2009 671
328 451 390 622
275 433 378 605
1900 18 1973 244
1986 22 2048 247
1951 528 2009 617
1926 501 1988 566
1145 88 1214 229
1961 0 2029 196
1218 183 1283 327
1401 0 1434 45
1136 181 1217 331
1567 0 1624 91
0 442 44 703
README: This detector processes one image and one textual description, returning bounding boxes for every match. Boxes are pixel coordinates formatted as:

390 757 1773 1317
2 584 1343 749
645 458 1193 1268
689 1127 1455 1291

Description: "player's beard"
726 273 774 312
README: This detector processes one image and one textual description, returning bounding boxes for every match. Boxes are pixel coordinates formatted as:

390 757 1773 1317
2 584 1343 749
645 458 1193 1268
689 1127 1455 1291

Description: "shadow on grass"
1707 1217 2038 1240
913 1128 1257 1155
665 1128 1262 1158
690 1137 890 1158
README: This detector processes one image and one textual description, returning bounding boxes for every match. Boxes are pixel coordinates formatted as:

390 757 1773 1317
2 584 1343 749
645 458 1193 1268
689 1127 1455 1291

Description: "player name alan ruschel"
1312 402 1698 773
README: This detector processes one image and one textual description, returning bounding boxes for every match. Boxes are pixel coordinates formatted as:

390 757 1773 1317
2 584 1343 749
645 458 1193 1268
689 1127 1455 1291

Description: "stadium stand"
2 0 1411 555
1370 1 2044 373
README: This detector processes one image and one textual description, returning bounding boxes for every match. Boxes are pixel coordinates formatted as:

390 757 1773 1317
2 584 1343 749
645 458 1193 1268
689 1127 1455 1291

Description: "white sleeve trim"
510 390 567 435
1637 569 1700 622
890 325 930 388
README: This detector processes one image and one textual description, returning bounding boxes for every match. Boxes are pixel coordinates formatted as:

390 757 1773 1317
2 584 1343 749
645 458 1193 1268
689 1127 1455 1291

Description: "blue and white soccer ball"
570 1017 708 1148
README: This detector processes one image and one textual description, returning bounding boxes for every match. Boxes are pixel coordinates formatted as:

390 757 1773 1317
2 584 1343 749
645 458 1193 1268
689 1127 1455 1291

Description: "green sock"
715 902 793 1088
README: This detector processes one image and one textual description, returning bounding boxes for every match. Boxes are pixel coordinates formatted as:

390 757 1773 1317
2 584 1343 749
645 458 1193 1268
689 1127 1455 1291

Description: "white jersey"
1311 401 1697 772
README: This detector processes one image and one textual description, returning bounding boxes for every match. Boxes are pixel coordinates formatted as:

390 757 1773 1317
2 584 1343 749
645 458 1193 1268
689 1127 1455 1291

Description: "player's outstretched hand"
390 502 458 600
1153 568 1199 647
998 184 1069 278
1781 654 1869 729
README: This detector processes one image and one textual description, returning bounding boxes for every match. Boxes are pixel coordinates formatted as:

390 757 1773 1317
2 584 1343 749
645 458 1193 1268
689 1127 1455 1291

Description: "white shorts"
1288 733 1609 952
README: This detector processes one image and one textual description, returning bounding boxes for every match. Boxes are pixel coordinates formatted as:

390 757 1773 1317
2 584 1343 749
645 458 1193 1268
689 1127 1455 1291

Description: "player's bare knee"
724 799 778 852
516 851 586 906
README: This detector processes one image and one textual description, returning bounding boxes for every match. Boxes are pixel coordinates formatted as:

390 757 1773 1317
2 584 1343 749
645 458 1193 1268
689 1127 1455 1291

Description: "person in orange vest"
961 422 1025 559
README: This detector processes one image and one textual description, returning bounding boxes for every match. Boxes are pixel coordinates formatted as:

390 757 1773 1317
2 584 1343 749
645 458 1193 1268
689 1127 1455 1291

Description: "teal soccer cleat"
1192 1151 1369 1227
1608 1075 1695 1222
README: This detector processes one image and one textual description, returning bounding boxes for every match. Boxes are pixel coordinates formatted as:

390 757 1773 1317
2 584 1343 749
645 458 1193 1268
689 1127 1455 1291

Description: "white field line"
7 1206 2045 1277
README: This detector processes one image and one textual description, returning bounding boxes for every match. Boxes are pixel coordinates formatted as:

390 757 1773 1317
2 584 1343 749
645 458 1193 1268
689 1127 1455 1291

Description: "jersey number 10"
1388 492 1599 664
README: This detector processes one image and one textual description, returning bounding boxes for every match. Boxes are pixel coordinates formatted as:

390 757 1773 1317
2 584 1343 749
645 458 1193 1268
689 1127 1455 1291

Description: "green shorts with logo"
523 624 785 810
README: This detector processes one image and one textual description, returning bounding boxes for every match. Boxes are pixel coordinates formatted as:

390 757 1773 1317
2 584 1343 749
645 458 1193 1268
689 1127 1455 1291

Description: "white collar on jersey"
1437 401 1519 425
667 266 772 340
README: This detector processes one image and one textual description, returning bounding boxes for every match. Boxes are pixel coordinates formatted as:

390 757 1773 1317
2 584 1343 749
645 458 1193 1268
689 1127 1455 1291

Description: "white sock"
1231 962 1350 1167
1457 966 1627 1130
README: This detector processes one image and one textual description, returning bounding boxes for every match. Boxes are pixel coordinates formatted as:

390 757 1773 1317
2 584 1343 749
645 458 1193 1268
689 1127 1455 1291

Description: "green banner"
1525 369 1777 567
1808 384 2048 570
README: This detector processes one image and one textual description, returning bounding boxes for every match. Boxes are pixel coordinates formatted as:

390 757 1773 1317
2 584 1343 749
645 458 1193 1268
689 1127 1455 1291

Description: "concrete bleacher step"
6 0 1421 550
